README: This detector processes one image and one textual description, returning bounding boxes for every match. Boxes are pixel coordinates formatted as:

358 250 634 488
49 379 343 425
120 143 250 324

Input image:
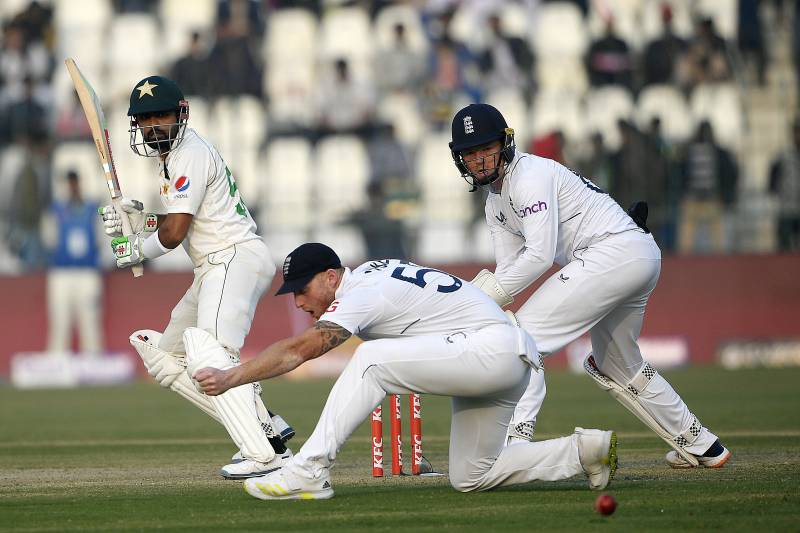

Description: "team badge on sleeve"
175 175 190 192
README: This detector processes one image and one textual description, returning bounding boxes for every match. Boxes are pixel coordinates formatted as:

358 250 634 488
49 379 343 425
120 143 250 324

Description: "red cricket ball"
594 493 617 516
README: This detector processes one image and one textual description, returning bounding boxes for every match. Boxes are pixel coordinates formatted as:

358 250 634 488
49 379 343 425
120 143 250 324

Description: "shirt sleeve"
494 163 559 296
317 288 380 335
162 145 212 215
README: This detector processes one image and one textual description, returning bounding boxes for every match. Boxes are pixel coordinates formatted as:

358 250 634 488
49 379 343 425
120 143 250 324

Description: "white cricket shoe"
575 427 618 490
666 440 731 469
244 464 334 501
506 420 536 445
220 449 293 480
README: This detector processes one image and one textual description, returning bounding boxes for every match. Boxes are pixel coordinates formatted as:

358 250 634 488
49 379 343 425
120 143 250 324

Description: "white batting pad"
584 354 699 467
130 330 221 422
183 327 275 463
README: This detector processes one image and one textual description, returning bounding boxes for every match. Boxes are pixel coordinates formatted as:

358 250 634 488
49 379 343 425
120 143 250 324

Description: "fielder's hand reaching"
194 367 234 396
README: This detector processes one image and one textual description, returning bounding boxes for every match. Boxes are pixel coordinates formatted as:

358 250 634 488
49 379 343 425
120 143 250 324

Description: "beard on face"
143 124 177 153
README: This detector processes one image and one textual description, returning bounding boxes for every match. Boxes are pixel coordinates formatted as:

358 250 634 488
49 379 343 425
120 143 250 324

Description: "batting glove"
111 234 145 268
98 198 157 237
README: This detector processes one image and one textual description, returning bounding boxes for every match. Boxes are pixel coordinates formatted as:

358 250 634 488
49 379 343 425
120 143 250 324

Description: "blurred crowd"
0 0 799 277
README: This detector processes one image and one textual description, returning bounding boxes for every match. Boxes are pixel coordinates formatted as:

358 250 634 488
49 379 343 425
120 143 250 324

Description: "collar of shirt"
334 267 353 300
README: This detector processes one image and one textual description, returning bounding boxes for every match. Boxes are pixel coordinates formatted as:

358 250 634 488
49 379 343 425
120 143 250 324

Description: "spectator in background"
642 3 687 87
769 119 800 251
170 31 211 98
529 130 565 164
1 76 48 146
737 0 767 86
41 170 104 354
423 36 481 129
677 121 738 254
577 132 613 194
10 1 53 47
794 1 800 88
366 123 419 225
678 17 731 91
647 117 682 252
344 181 409 260
477 13 535 102
367 124 412 186
586 18 633 91
55 92 93 142
316 58 376 137
0 22 52 107
610 120 655 211
217 0 264 40
207 1 263 99
374 22 426 96
7 154 48 268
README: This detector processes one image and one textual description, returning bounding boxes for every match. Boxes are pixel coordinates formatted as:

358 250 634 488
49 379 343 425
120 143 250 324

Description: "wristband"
142 231 171 260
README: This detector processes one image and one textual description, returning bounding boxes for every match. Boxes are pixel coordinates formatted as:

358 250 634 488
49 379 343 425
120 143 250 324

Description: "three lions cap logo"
282 255 292 277
463 115 474 134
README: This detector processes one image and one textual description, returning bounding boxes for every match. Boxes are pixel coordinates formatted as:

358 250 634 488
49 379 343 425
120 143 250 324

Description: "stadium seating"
689 83 743 151
485 88 530 149
587 0 644 51
530 90 586 145
636 84 694 143
158 0 217 62
312 135 369 226
585 86 635 150
532 2 589 59
319 6 373 79
374 4 429 53
51 143 107 203
259 137 313 231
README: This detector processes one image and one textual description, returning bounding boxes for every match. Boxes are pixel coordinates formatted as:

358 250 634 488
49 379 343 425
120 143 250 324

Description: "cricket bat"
65 58 143 277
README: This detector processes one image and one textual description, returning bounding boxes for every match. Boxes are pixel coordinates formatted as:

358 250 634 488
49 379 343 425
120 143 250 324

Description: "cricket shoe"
576 427 618 490
244 464 334 501
221 449 293 480
506 420 536 445
666 439 731 469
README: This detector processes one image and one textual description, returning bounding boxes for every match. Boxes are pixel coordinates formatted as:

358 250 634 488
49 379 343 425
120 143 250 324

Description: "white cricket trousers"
292 323 586 492
514 230 717 455
46 268 103 354
158 239 274 355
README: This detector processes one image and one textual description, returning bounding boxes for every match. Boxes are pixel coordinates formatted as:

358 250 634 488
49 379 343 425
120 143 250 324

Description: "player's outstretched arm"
195 321 352 395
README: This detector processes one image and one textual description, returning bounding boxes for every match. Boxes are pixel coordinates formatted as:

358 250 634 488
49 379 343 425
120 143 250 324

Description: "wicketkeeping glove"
98 198 157 237
111 234 145 268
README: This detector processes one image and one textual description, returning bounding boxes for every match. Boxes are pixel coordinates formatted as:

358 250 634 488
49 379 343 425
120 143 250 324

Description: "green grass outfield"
1 366 798 532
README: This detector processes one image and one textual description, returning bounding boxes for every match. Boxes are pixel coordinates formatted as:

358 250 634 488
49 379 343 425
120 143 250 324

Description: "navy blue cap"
276 243 342 295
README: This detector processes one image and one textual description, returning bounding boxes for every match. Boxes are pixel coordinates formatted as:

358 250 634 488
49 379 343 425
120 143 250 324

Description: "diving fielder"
450 103 731 468
100 76 293 478
192 243 617 500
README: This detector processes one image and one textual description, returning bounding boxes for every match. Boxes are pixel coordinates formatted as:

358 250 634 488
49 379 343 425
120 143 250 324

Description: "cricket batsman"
450 103 731 468
99 75 293 479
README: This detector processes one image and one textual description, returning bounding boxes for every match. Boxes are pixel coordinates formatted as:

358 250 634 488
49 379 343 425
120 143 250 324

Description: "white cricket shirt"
318 260 511 340
485 152 639 296
157 129 259 265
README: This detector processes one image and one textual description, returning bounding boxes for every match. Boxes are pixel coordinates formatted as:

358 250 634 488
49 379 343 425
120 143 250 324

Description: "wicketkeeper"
451 103 731 468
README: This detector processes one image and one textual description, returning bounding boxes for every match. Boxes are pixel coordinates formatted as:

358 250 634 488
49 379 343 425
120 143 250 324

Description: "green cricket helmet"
127 76 189 157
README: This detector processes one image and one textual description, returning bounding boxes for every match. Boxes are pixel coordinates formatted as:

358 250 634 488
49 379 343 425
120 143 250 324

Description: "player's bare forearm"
226 321 352 387
158 213 192 248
